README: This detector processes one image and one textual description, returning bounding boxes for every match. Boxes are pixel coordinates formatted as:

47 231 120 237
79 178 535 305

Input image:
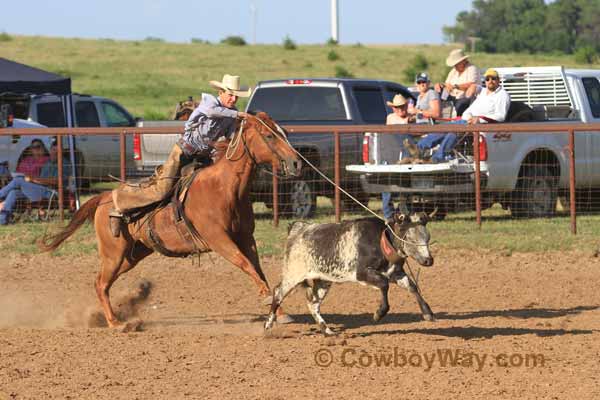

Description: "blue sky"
3 1 473 44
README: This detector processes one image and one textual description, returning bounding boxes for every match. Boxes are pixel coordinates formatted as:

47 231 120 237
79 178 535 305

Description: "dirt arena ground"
1 247 600 399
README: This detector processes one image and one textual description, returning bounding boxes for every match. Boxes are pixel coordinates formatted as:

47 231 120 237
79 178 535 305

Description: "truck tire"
512 165 558 218
279 170 317 218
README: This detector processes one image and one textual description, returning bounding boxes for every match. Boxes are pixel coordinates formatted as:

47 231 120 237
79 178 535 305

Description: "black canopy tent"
0 57 79 208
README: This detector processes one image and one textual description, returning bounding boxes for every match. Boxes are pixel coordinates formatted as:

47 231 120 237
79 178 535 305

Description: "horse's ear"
247 110 258 116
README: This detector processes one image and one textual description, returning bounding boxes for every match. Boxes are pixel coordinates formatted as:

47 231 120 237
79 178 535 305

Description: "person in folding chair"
108 74 251 237
405 68 510 163
0 139 70 225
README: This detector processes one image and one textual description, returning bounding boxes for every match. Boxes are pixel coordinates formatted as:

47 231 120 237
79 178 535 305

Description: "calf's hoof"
373 308 389 323
323 327 337 337
423 313 436 322
262 296 273 306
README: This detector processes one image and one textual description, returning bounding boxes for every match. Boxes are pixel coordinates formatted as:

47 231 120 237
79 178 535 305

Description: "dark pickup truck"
134 78 414 217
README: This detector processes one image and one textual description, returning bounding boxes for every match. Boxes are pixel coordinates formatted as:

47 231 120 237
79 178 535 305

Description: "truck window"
248 87 347 121
101 101 134 127
353 87 386 123
76 101 100 127
582 77 600 118
36 102 65 127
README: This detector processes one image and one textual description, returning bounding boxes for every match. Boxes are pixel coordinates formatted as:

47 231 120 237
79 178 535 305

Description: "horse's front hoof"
120 319 144 333
276 313 294 324
423 313 435 322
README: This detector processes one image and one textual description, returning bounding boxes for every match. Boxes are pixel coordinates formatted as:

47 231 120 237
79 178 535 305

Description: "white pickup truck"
346 66 600 218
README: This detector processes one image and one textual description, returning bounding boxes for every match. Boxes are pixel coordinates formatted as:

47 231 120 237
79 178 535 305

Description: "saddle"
128 163 210 258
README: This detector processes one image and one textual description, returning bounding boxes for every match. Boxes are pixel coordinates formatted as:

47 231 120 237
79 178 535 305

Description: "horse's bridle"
226 116 294 176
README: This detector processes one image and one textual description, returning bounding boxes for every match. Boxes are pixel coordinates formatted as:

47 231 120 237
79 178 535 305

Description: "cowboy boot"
108 209 123 238
403 139 421 159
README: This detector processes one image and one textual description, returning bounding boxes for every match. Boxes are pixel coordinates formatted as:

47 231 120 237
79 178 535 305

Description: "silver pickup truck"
133 78 415 217
347 66 600 218
0 93 138 184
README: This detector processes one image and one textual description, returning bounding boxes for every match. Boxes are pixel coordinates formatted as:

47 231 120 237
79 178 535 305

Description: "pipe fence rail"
3 121 600 233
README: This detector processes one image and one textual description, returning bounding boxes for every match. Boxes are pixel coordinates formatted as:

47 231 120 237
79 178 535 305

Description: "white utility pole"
330 0 339 43
250 1 257 45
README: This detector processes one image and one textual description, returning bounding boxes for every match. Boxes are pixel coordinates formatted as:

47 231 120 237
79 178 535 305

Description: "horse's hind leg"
96 240 153 327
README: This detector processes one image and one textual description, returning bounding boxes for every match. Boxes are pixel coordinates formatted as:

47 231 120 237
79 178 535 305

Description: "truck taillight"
286 79 312 85
362 135 370 164
6 114 13 127
479 135 487 161
133 133 141 161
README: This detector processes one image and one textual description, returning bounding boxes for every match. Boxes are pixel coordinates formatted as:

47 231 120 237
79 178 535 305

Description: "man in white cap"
435 49 481 116
108 74 251 237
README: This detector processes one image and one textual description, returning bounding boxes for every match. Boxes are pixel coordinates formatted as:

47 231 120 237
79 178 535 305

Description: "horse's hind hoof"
276 313 294 324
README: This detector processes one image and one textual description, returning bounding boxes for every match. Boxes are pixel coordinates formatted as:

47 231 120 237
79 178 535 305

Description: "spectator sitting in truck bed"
408 72 441 123
381 93 414 219
0 139 69 225
405 68 511 163
434 49 481 117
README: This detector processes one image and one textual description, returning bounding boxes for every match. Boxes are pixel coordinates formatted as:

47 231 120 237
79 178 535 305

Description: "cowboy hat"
446 49 470 67
386 94 408 107
209 74 251 97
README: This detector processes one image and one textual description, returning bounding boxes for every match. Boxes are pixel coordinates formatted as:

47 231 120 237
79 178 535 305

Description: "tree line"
443 0 600 56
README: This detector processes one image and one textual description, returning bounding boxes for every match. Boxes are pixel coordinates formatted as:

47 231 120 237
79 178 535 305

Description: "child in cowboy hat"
108 74 251 237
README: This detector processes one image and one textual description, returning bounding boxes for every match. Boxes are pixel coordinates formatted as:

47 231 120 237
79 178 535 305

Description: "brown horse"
40 112 302 328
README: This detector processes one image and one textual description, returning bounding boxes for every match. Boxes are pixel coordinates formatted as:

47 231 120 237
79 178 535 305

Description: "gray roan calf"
264 212 435 336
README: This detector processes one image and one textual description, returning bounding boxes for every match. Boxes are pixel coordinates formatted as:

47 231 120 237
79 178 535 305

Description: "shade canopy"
0 57 71 95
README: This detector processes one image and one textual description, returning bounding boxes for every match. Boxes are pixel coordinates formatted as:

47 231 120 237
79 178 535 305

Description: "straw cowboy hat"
209 74 251 97
446 49 470 67
386 94 408 107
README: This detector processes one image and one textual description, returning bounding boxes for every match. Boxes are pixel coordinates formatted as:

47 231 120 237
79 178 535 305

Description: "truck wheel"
512 165 558 218
279 171 316 218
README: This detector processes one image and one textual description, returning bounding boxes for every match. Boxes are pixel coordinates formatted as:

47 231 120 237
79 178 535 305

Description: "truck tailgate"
346 159 488 174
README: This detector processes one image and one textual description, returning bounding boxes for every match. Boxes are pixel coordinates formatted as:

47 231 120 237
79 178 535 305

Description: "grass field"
3 197 600 259
2 34 600 258
2 34 599 119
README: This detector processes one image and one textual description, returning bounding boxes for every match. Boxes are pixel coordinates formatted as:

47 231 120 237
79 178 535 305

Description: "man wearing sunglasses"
405 68 510 163
462 68 511 124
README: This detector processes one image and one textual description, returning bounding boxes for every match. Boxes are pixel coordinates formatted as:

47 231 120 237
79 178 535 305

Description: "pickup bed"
134 78 414 217
347 66 600 218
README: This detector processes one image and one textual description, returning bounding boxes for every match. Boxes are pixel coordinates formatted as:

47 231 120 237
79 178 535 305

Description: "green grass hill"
2 34 598 119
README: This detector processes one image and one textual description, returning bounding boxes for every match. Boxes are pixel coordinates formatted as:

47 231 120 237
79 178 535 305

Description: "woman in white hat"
108 74 251 237
434 49 481 116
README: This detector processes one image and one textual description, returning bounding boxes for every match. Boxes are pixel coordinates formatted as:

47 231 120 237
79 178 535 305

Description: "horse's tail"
39 194 104 252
